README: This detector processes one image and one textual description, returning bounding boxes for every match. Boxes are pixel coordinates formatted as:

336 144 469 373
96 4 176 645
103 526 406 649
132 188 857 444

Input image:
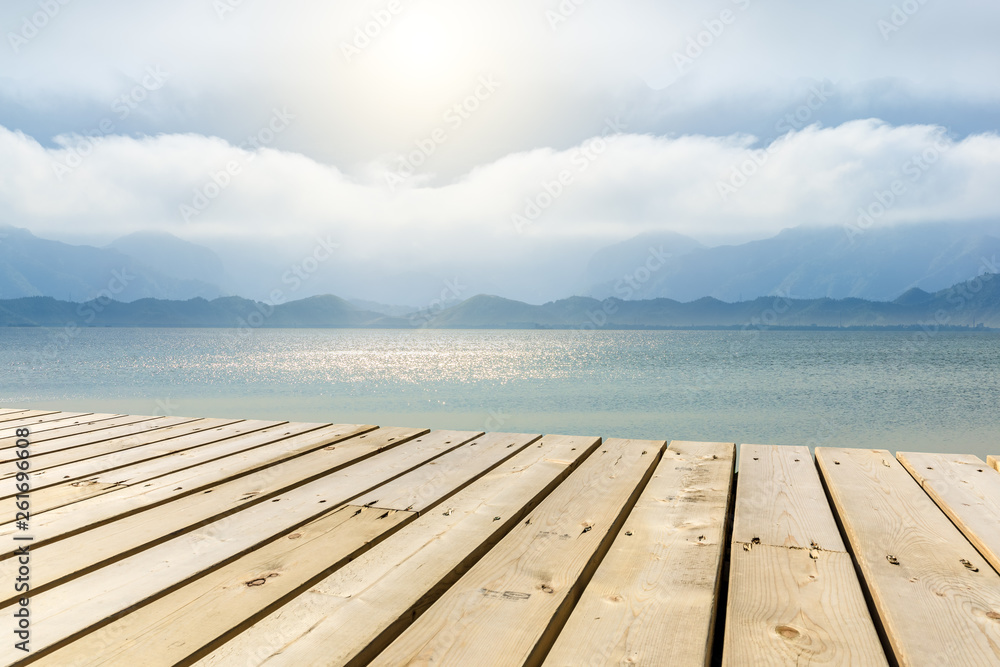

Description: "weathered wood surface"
0 422 290 515
1 429 480 660
724 444 885 666
0 420 289 501
731 444 844 551
370 438 660 667
38 433 544 666
0 409 61 425
8 408 1000 667
31 420 281 479
726 547 887 667
0 415 198 461
0 425 419 556
817 447 1000 666
34 505 413 667
0 414 161 452
898 451 1000 575
0 424 378 604
0 417 228 470
543 441 732 667
194 435 600 667
0 413 124 445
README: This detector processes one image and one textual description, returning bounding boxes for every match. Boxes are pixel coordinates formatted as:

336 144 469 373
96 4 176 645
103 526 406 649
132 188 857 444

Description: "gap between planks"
897 451 1000 576
724 444 886 666
34 433 551 666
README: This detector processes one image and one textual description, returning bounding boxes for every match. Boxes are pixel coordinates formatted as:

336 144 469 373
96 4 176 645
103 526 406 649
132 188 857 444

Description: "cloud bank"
2 119 998 292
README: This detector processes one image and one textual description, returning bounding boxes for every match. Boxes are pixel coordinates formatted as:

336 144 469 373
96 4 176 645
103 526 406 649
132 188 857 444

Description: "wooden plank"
350 431 542 512
0 415 170 449
0 413 120 443
0 415 199 460
33 433 542 666
0 410 59 425
0 420 288 512
0 414 160 451
0 408 28 417
0 409 60 424
5 419 286 487
194 435 600 667
20 423 373 497
816 447 1000 665
732 444 844 551
0 425 410 558
898 451 1000 575
0 418 231 473
724 444 885 666
0 419 270 486
370 438 661 667
0 419 241 480
31 505 413 667
726 547 888 666
0 412 96 431
543 441 733 667
0 430 480 659
989 455 999 473
0 427 501 607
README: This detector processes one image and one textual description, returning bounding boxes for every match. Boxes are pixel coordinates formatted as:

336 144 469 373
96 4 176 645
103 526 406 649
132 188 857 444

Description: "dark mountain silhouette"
2 273 997 329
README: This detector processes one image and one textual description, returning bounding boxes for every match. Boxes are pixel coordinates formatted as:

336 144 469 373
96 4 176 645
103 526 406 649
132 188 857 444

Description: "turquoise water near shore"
2 328 997 461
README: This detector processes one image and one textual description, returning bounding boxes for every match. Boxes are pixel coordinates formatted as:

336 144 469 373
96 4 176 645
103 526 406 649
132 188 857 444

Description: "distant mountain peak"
586 221 1000 303
894 287 933 305
0 225 225 302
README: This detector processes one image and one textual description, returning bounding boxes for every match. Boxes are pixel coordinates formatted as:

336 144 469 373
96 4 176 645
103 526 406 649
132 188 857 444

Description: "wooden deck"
1 407 998 666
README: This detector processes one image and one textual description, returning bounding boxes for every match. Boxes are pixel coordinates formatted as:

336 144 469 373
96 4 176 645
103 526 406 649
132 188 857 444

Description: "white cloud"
4 119 999 250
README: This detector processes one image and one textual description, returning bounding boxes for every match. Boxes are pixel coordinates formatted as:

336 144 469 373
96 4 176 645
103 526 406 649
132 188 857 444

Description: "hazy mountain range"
0 227 224 303
584 223 1000 302
1 222 997 309
2 271 998 329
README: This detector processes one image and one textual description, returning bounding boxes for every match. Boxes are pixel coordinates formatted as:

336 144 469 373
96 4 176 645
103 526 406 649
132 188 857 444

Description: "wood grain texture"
0 417 229 470
0 420 292 502
817 447 1000 666
193 435 600 667
989 455 999 473
370 438 662 667
0 424 377 605
724 546 887 666
543 441 733 667
35 435 541 666
0 419 257 476
0 413 122 444
733 444 845 551
724 444 884 666
32 506 413 667
0 430 480 660
0 409 61 425
0 425 423 554
0 422 292 515
0 415 198 461
350 431 542 512
898 451 1000 575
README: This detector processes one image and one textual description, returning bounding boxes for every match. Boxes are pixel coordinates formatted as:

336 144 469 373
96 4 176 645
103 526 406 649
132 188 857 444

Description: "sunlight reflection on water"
3 328 998 461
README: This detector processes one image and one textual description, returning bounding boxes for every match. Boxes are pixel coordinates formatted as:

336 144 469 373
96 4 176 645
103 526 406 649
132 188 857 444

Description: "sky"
1 0 999 302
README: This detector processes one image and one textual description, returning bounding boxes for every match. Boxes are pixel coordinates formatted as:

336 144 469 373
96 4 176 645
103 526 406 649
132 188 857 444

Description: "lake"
3 327 998 461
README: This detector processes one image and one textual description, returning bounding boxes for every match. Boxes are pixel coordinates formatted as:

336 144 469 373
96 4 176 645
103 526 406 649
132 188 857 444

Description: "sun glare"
391 14 453 71
366 12 470 94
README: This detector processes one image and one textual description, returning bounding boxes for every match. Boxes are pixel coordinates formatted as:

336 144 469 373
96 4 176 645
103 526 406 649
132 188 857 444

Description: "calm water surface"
2 328 997 461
